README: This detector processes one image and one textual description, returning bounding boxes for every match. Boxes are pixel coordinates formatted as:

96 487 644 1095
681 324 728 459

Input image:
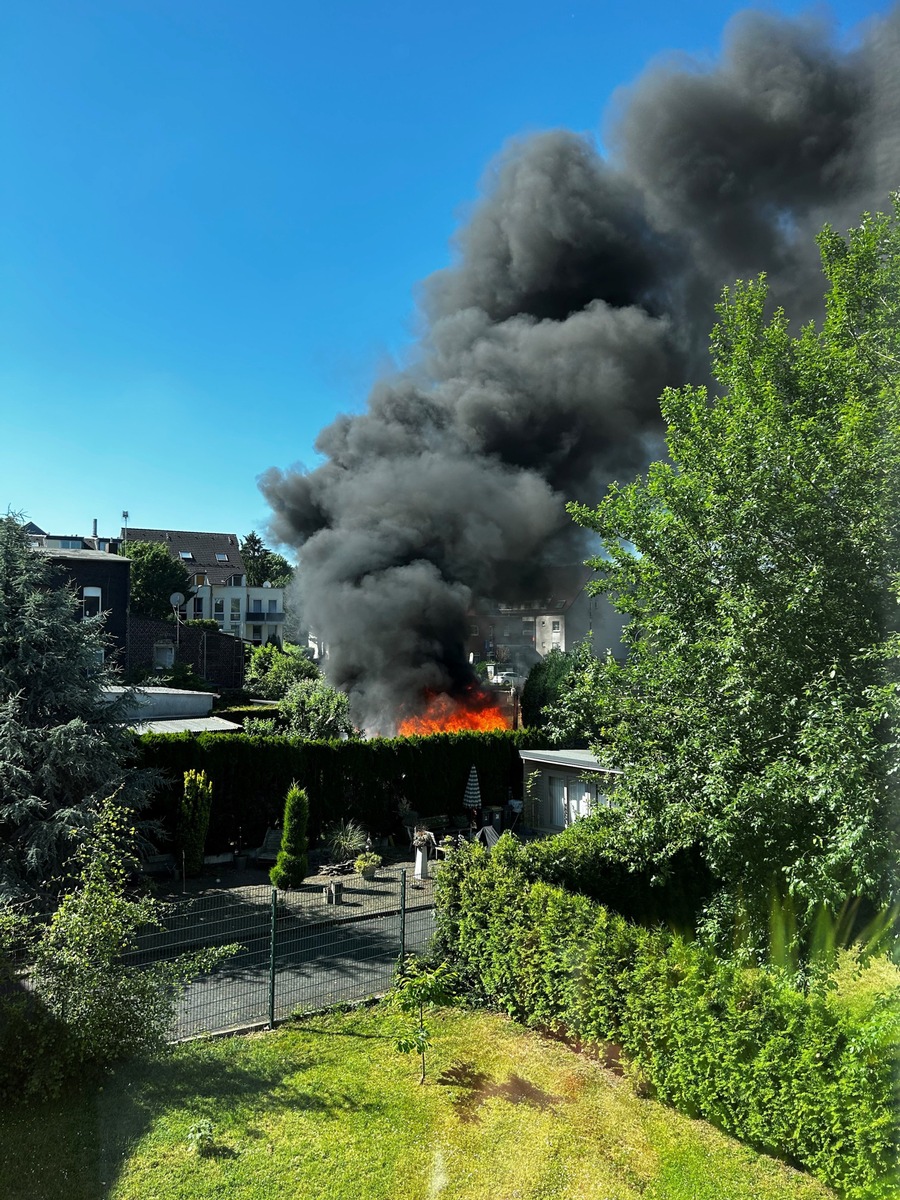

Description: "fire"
398 688 511 736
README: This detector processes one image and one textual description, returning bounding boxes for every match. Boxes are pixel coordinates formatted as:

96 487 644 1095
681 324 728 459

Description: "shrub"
324 819 367 863
270 782 309 888
178 769 213 876
436 837 900 1200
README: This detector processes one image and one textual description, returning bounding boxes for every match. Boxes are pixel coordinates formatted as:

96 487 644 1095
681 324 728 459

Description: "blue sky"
0 0 891 550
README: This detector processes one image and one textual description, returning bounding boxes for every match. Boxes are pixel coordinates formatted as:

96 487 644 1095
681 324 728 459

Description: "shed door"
548 776 565 828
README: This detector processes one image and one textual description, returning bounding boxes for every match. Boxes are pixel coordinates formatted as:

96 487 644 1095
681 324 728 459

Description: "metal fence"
123 868 435 1039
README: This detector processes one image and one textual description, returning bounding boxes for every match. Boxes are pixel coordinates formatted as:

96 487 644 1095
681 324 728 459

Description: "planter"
360 867 378 882
234 854 248 871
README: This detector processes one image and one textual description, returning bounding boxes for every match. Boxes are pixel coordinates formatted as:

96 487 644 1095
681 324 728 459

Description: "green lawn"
0 1007 836 1200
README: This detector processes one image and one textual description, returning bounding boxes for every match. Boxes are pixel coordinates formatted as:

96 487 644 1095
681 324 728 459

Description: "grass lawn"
0 1006 836 1200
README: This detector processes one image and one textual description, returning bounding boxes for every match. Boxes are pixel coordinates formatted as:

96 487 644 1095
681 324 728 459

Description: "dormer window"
227 573 243 586
191 573 207 587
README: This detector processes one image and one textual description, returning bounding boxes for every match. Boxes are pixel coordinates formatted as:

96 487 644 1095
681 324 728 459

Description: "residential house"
27 523 130 660
122 527 287 646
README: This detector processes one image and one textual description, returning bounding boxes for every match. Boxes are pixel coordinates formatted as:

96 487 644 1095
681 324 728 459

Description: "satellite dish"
169 592 185 607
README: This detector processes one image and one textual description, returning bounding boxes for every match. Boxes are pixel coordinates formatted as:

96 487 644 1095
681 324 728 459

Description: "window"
250 598 262 613
216 552 229 562
59 538 84 549
227 574 243 585
179 551 194 561
551 620 561 632
230 598 241 620
469 624 479 636
213 599 224 624
230 623 241 636
81 586 102 619
267 598 277 613
252 624 263 644
192 597 203 619
192 573 207 587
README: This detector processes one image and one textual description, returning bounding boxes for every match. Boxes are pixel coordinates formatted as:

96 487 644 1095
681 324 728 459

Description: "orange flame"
398 688 511 736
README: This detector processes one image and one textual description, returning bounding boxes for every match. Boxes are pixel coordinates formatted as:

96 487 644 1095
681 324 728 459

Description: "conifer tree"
0 516 152 900
270 782 309 888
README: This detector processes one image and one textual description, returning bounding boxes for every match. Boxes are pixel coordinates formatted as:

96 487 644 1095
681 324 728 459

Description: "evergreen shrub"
435 836 900 1200
178 769 213 875
270 782 309 888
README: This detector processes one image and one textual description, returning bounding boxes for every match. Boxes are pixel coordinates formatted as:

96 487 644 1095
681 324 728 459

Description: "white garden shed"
519 748 622 833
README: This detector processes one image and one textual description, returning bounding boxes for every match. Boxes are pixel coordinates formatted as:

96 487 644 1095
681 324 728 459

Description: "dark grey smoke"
261 6 900 733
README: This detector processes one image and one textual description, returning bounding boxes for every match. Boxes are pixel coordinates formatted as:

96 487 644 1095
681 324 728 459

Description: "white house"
123 527 288 646
519 747 622 833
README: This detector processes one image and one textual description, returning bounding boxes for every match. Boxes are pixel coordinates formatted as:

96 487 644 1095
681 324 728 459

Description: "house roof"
490 565 595 616
519 748 622 774
38 548 129 565
122 528 246 586
131 716 243 734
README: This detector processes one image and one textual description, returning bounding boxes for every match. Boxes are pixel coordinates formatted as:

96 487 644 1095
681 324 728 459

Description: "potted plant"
354 851 382 881
412 827 435 880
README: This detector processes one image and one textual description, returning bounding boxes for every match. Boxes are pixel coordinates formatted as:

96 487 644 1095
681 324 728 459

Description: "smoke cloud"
261 6 900 732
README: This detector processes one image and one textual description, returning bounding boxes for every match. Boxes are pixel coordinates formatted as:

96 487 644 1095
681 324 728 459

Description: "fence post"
269 887 278 1029
399 869 407 962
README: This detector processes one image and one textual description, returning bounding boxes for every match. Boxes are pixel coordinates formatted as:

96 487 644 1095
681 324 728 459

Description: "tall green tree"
270 782 309 888
123 541 192 619
280 677 357 740
240 531 294 588
0 517 154 900
556 203 900 949
245 641 318 699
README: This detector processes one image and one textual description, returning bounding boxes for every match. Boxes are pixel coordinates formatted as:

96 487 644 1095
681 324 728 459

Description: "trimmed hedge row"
137 729 539 854
435 836 900 1199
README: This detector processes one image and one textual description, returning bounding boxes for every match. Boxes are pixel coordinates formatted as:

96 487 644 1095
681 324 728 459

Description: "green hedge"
435 836 900 1199
137 729 540 854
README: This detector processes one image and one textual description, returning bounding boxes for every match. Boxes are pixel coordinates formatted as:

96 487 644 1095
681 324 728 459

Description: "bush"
324 819 367 863
245 642 318 700
435 837 900 1200
0 805 236 1102
270 782 309 888
178 769 213 876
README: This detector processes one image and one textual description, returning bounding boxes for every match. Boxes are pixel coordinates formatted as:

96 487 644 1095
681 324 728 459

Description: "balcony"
246 611 285 623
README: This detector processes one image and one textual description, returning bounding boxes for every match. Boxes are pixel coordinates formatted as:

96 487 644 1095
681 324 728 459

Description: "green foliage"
269 782 309 888
520 648 573 730
559 204 900 949
279 676 357 740
245 641 318 700
354 851 382 875
185 1119 216 1156
178 769 212 876
123 541 193 620
0 515 155 900
389 956 458 1082
240 531 295 588
323 818 366 863
1 803 237 1101
436 839 900 1199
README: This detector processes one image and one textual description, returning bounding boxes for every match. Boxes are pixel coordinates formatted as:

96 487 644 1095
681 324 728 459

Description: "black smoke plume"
261 6 900 733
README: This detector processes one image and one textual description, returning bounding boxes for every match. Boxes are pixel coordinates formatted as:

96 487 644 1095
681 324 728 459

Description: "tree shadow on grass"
437 1060 566 1124
0 1037 369 1200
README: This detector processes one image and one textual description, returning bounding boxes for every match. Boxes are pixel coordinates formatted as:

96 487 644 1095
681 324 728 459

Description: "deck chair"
253 827 282 865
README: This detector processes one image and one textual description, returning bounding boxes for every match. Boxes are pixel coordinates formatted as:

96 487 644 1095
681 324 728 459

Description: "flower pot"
414 846 429 880
360 866 378 882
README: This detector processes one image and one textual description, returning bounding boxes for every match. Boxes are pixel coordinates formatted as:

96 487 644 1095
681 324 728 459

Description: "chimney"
92 518 98 538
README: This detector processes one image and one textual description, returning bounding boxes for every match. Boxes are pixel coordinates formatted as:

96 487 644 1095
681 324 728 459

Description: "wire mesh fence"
124 868 436 1039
